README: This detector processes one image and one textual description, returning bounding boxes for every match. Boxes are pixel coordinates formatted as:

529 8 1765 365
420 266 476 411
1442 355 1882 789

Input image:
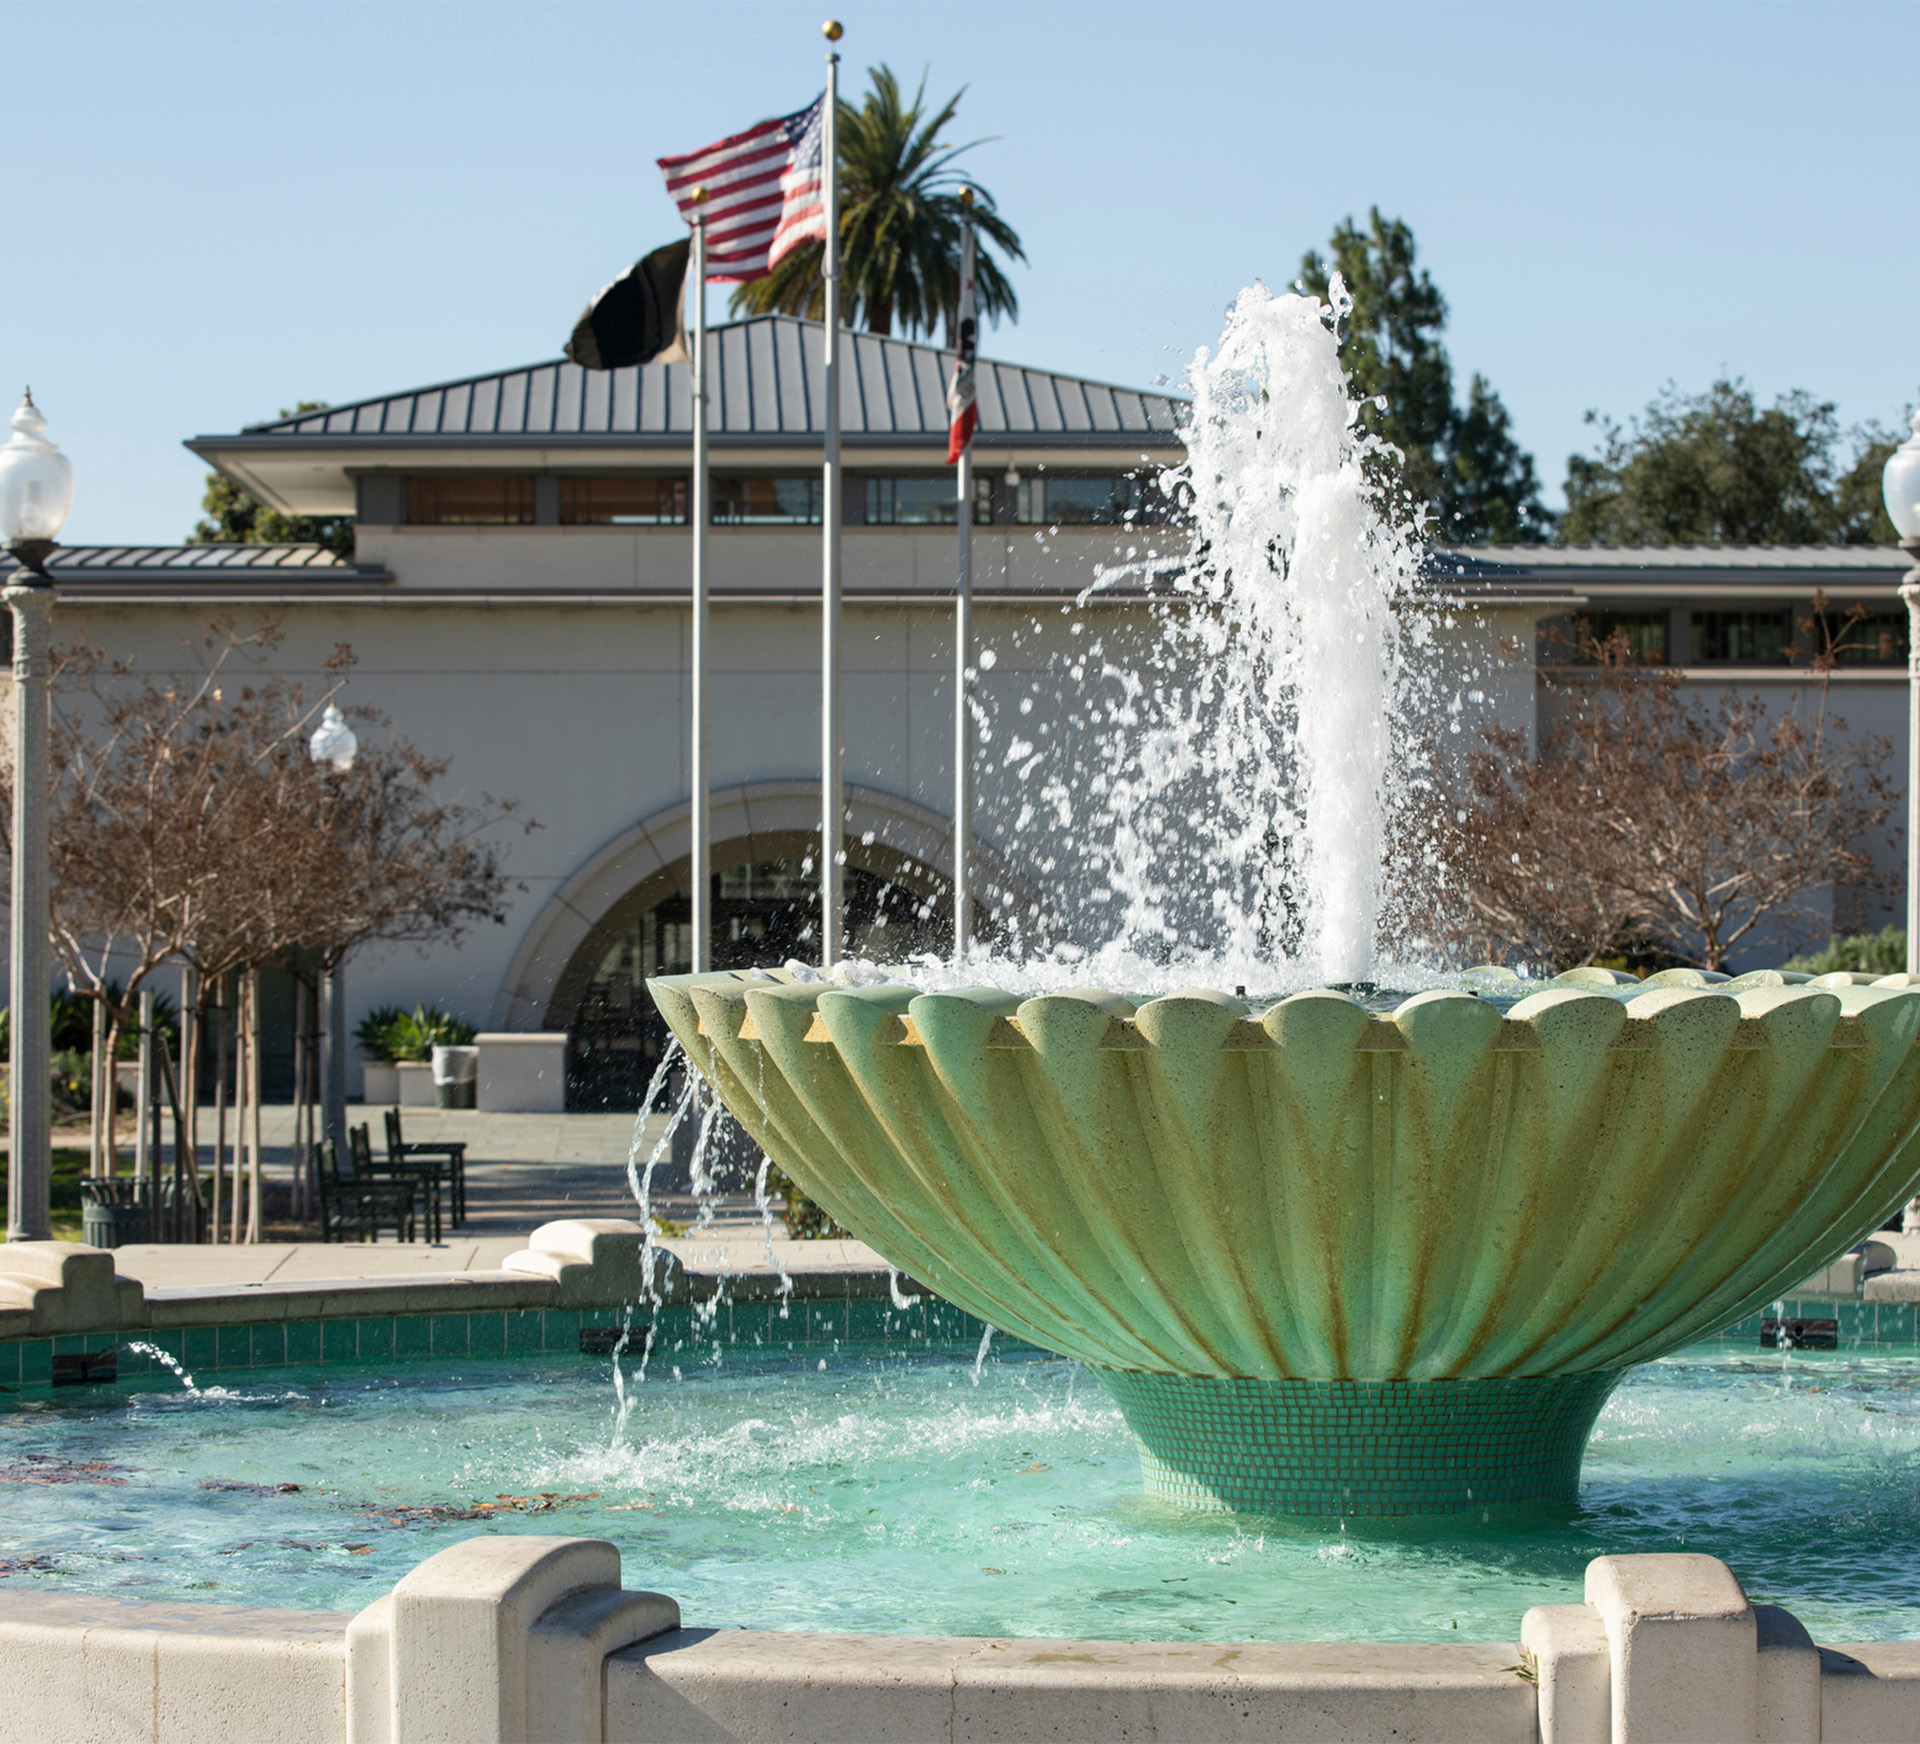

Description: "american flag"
657 96 828 284
946 217 978 464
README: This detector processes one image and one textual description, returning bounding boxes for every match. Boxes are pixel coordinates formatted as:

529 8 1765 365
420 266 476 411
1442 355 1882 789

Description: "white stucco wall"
14 523 1545 1051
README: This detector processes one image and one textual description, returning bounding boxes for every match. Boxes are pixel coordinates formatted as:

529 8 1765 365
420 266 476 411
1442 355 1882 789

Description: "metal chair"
317 1139 417 1243
350 1121 445 1243
384 1107 467 1227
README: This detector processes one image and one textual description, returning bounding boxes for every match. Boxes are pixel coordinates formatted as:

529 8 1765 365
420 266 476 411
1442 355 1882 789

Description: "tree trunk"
290 976 308 1222
180 967 202 1222
213 978 229 1245
100 1012 124 1179
246 967 263 1245
89 997 106 1179
231 975 247 1245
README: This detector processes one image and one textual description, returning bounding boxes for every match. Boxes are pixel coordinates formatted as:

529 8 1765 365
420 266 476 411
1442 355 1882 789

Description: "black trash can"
79 1179 150 1249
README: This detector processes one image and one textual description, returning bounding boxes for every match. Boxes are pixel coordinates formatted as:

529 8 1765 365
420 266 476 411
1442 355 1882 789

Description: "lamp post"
309 704 358 1155
0 393 72 1243
1884 412 1920 975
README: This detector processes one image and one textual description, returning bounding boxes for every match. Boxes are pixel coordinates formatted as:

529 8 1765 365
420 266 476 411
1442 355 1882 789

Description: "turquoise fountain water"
8 1340 1920 1643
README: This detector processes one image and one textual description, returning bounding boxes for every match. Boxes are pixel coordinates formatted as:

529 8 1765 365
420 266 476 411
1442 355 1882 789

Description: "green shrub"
1783 926 1908 977
373 1005 478 1063
353 1005 411 1062
0 986 176 1062
767 1159 848 1240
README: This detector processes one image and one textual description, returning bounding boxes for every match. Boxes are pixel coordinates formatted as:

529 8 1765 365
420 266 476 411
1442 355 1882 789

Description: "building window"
560 477 688 525
1690 609 1793 664
713 477 822 525
1827 608 1909 666
1565 610 1668 664
406 476 535 525
1015 474 1176 526
863 476 995 526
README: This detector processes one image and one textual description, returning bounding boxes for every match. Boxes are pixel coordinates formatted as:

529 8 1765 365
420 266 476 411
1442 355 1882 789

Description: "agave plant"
365 1005 476 1064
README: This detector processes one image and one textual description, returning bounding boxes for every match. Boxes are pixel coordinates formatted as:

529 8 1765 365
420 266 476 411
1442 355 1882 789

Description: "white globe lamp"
309 703 358 772
0 392 73 577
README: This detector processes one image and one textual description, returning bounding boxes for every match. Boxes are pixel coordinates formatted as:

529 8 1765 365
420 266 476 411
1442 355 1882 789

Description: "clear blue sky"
10 0 1915 545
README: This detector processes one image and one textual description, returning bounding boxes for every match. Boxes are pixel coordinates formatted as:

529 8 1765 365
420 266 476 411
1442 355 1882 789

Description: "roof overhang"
186 434 1190 517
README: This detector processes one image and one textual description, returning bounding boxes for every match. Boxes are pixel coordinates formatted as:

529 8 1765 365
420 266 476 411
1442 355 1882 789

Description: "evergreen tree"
1561 379 1904 547
187 403 353 557
1298 209 1550 545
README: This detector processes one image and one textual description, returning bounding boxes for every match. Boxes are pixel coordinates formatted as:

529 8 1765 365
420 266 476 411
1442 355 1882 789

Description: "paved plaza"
102 1103 805 1290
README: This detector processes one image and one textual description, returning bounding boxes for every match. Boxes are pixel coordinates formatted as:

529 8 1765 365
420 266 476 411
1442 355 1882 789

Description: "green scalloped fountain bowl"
649 969 1920 1516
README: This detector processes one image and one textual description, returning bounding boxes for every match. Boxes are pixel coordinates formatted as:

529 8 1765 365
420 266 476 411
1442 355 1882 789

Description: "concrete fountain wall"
651 968 1920 1516
3 1533 1918 1743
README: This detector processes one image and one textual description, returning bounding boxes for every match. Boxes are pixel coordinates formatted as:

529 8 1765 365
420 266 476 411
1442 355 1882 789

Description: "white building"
13 316 1909 1104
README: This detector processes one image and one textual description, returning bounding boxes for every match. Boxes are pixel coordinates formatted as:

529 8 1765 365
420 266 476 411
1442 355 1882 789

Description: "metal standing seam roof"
1463 544 1912 572
0 544 361 576
236 316 1186 446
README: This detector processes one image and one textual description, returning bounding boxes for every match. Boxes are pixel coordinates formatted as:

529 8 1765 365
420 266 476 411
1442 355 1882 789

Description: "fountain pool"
11 1337 1920 1647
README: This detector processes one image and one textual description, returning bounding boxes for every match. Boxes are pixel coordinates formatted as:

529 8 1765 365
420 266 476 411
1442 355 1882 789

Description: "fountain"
650 279 1920 1516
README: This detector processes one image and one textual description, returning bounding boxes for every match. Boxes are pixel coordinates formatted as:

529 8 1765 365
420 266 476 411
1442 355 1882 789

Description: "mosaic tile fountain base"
1097 1370 1623 1516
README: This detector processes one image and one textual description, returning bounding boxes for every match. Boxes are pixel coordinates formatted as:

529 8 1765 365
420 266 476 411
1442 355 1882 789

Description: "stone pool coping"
5 1222 1920 1395
5 1535 1917 1743
0 1222 995 1385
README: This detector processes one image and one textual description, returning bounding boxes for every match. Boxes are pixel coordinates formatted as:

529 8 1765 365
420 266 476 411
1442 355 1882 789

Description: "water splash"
1079 277 1431 982
125 1342 198 1394
972 1323 995 1387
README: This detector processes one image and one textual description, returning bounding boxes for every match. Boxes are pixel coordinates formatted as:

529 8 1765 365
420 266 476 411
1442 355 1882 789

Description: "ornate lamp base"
1098 1370 1623 1516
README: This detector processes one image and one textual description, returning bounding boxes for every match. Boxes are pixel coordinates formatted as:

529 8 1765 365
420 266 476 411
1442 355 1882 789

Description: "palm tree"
729 65 1024 341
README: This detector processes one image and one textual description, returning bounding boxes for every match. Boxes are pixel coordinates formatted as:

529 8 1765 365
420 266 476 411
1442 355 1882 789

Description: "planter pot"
475 1032 567 1114
395 1062 437 1108
361 1062 400 1105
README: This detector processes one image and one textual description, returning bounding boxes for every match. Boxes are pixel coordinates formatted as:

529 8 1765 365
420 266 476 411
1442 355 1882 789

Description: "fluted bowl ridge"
648 968 1920 1385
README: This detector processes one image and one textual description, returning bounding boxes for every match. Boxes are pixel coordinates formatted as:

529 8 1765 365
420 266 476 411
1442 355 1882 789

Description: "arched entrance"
491 782 1028 1109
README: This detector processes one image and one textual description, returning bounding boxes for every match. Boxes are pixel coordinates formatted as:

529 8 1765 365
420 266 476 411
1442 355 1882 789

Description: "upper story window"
1015 474 1177 527
1690 609 1792 664
561 477 687 526
407 476 535 525
864 476 992 526
713 477 821 525
1826 607 1909 666
1564 609 1668 664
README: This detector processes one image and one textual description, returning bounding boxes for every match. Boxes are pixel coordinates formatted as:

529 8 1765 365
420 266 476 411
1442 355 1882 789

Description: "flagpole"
690 195 711 973
953 197 975 967
819 24 844 969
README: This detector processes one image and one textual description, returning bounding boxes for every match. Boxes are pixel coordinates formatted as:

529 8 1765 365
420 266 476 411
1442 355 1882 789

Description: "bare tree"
1442 618 1899 971
5 619 527 1239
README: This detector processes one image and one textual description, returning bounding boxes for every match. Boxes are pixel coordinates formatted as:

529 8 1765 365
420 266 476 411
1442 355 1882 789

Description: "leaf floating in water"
0 1456 130 1487
199 1479 303 1496
354 1492 601 1527
0 1554 57 1576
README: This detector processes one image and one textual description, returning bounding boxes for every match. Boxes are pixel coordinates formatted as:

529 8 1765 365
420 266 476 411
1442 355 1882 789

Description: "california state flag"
946 219 978 464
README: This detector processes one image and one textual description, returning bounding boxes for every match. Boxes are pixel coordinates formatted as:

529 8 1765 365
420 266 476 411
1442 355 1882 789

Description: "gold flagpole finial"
959 186 974 209
823 18 843 40
691 185 708 205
